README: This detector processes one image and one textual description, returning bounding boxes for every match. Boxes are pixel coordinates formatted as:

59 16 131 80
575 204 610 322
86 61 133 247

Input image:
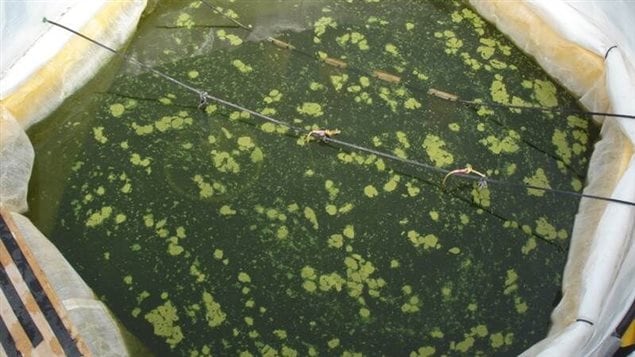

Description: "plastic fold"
0 110 33 213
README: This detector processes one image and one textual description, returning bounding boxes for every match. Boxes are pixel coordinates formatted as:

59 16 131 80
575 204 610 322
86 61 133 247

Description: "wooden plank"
0 239 61 356
0 288 32 356
0 210 90 356
372 70 401 83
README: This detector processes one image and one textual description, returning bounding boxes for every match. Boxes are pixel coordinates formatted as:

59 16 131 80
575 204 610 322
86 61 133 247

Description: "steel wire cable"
42 17 635 207
197 0 620 180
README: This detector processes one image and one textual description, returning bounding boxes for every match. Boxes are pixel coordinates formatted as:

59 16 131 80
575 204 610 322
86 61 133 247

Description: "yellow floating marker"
427 88 459 101
372 70 401 84
324 57 348 69
268 37 295 50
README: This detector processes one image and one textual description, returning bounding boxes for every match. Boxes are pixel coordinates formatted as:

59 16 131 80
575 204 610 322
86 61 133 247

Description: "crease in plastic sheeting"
578 159 635 318
63 298 110 312
521 322 594 357
0 108 34 213
0 0 80 80
586 225 635 356
606 49 635 142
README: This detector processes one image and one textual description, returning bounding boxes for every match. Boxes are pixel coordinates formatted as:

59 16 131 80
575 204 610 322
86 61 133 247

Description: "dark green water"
27 1 597 355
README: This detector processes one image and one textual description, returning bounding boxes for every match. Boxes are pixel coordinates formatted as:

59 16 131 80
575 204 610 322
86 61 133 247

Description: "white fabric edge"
501 1 635 356
0 1 107 98
469 1 635 355
526 0 610 55
586 216 635 355
0 0 79 78
521 322 593 357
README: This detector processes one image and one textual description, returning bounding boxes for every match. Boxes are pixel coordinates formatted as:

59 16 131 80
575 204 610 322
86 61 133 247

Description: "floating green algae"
85 206 112 228
232 59 253 74
92 126 108 144
27 0 600 356
109 103 125 117
523 168 551 197
313 16 337 43
479 129 521 154
422 134 454 167
217 30 243 46
144 298 184 349
296 102 324 117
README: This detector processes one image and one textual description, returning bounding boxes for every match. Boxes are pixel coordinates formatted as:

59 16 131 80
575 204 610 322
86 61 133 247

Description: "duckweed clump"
28 0 598 355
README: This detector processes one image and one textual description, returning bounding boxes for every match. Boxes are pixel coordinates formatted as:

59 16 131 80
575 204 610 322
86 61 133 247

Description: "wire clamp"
442 164 488 189
576 318 594 326
605 45 618 60
198 91 209 110
478 176 488 190
305 128 341 142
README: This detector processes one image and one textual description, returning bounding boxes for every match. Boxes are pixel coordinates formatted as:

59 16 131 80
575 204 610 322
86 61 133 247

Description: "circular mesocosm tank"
1 1 633 355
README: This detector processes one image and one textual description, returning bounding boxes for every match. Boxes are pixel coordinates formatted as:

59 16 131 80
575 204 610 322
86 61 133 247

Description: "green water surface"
27 1 598 356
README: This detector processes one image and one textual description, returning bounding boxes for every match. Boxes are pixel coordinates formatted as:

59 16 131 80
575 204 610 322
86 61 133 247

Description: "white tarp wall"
469 1 635 356
0 1 147 355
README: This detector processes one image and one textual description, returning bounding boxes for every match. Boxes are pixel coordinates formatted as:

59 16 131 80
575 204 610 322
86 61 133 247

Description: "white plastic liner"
470 1 635 355
0 110 33 213
1 0 78 95
1 0 148 128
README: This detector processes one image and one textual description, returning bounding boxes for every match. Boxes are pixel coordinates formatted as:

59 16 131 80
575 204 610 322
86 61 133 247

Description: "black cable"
456 97 635 119
615 296 635 337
